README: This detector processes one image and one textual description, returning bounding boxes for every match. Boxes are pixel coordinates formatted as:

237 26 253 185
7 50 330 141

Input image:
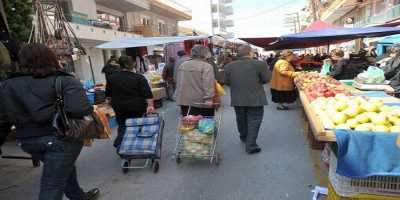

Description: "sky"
177 0 308 38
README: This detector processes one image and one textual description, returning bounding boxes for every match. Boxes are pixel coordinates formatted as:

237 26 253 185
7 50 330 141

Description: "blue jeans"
19 135 86 200
234 107 264 150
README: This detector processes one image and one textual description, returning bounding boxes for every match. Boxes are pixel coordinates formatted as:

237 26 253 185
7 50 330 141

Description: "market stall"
241 25 400 199
96 35 210 108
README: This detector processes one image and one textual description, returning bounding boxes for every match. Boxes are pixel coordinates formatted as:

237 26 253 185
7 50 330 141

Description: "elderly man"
175 45 216 116
224 45 271 154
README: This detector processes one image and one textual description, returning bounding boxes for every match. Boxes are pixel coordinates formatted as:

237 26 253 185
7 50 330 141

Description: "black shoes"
85 188 100 200
246 145 261 154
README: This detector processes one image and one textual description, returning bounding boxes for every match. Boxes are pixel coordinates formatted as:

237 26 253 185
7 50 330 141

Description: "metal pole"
88 55 96 84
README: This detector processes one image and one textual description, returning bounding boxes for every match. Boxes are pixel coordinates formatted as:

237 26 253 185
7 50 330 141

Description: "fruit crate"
328 182 400 200
329 153 400 198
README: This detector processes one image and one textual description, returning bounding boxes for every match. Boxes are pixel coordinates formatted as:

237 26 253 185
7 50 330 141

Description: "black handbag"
52 76 104 141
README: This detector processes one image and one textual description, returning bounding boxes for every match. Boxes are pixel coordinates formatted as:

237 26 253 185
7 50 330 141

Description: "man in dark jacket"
224 45 271 154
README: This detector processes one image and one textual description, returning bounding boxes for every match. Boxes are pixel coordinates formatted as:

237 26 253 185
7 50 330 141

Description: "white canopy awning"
96 35 209 49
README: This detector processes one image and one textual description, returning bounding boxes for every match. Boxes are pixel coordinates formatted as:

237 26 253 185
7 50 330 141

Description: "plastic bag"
198 119 215 135
357 66 385 84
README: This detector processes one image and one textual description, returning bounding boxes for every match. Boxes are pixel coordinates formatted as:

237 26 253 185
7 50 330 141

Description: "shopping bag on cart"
118 116 161 155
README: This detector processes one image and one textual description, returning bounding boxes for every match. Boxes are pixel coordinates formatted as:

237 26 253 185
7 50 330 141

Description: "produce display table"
299 88 400 143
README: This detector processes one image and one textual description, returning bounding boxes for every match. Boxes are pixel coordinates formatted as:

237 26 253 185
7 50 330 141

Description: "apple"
332 113 347 125
390 126 400 133
372 125 390 133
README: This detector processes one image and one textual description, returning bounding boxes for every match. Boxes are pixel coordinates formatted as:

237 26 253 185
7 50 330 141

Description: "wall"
127 11 178 36
74 48 106 83
70 0 97 19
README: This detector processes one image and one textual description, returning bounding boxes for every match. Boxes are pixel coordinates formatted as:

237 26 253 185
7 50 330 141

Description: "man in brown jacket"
175 45 216 116
225 45 271 154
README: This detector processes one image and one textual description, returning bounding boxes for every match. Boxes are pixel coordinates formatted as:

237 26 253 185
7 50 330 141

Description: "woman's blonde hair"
331 49 344 58
280 50 294 59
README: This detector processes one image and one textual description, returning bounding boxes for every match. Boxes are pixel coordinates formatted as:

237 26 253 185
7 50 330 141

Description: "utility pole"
310 0 318 22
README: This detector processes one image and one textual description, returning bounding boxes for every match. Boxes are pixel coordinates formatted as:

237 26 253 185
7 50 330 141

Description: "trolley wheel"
176 155 181 164
153 161 160 173
122 160 129 174
32 159 41 167
214 153 221 166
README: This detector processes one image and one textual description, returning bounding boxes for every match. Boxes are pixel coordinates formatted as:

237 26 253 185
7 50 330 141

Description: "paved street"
0 88 318 200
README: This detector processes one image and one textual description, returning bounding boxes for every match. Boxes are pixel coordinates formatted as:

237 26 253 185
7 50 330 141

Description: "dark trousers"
180 106 215 116
19 135 85 200
234 106 264 150
114 111 146 148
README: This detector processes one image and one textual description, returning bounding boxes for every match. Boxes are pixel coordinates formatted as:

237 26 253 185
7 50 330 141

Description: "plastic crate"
328 182 399 200
329 153 400 197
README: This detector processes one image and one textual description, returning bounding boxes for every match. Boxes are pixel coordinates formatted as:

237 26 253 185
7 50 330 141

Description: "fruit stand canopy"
240 27 400 50
96 35 209 49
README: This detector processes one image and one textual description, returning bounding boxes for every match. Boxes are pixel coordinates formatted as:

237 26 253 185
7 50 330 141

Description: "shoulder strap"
54 76 63 100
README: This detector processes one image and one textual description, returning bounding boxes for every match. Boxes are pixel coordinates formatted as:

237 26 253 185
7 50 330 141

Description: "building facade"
311 0 400 27
61 0 191 83
211 0 235 38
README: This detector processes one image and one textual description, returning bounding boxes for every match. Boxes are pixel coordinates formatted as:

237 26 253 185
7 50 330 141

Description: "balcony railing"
354 4 400 27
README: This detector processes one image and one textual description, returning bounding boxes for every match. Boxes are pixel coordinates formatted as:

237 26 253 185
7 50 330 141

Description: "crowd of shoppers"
5 39 399 199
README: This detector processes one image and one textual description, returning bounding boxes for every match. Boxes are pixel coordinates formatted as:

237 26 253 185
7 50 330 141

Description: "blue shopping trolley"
118 113 164 173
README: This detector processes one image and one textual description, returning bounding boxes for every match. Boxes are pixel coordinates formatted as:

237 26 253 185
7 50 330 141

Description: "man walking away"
174 50 190 81
224 45 271 154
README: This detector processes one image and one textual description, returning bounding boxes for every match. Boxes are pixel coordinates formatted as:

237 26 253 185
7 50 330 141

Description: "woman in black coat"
0 44 99 200
106 56 155 148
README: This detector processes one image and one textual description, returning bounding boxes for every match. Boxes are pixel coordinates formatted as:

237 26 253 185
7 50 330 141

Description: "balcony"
150 0 192 20
94 0 150 12
66 12 139 45
133 25 163 37
320 0 358 23
354 4 400 27
220 5 234 16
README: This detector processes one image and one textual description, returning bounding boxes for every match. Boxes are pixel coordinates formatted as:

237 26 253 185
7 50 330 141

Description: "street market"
1 0 400 200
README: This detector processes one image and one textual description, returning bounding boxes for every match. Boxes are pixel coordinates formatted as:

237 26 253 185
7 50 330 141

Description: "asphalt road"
0 88 318 200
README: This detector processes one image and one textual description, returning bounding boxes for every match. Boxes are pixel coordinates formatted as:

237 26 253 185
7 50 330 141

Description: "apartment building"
61 0 191 83
311 0 400 27
211 0 235 38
